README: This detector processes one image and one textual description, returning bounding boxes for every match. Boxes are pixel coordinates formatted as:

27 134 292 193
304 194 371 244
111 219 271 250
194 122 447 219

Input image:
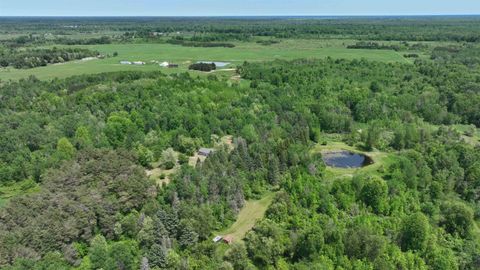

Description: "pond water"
322 150 373 168
197 61 231 67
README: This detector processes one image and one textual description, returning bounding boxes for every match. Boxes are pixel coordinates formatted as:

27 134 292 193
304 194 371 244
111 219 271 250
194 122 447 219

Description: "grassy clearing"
0 40 409 81
0 179 40 208
452 124 480 146
427 124 480 146
146 166 178 187
217 192 276 243
313 141 394 180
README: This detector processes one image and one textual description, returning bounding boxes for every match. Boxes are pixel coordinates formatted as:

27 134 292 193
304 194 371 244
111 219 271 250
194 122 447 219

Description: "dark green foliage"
345 226 386 261
440 202 474 238
188 62 217 72
89 235 108 269
360 176 388 214
105 241 139 270
400 213 429 252
0 149 155 264
347 41 402 51
0 47 98 69
167 38 235 48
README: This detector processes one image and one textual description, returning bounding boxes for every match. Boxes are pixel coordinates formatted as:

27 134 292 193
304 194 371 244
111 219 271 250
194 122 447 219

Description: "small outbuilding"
212 236 222 243
133 61 146 65
198 148 214 157
159 61 170 67
223 235 233 245
120 61 132 65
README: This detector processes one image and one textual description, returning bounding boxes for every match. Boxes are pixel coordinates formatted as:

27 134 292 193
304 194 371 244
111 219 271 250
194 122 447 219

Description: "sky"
0 0 479 16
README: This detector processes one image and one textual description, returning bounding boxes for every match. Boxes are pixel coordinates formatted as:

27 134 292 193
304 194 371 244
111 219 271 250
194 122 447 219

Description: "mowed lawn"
218 192 276 242
0 40 409 81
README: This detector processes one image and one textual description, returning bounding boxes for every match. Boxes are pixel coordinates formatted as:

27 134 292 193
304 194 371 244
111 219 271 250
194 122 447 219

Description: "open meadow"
0 39 411 81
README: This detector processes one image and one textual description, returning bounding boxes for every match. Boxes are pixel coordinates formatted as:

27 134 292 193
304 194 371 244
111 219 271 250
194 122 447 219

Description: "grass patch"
217 192 276 242
0 179 40 208
146 166 178 187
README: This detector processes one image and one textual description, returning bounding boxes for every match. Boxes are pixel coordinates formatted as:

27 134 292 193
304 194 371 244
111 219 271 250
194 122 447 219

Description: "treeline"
166 38 235 48
0 47 99 69
188 62 216 72
0 35 112 48
2 17 480 42
431 45 480 66
347 41 402 51
256 40 280 46
56 36 112 45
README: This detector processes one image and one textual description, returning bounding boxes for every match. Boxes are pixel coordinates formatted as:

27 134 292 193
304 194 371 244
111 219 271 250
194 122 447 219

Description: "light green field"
218 192 275 242
0 40 410 81
0 179 40 208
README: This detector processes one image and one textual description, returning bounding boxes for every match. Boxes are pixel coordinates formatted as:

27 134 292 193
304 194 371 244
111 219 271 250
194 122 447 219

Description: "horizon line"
1 14 480 18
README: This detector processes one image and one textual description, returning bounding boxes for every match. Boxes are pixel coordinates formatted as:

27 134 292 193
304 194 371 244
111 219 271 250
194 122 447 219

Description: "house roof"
199 148 214 154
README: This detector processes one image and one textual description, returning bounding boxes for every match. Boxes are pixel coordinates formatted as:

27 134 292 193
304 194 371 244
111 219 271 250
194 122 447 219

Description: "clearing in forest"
218 192 276 243
314 141 393 179
0 40 408 81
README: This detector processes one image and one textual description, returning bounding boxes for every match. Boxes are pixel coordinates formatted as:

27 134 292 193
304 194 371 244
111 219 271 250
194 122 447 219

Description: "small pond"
322 150 373 168
197 61 231 67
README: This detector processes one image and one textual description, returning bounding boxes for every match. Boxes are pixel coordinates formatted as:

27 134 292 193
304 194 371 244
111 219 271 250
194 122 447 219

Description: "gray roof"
198 148 214 154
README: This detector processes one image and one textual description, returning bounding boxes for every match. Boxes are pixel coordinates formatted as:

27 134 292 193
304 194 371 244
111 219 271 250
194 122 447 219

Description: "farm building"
198 148 214 157
159 61 170 67
212 236 222 243
133 61 146 65
120 61 132 65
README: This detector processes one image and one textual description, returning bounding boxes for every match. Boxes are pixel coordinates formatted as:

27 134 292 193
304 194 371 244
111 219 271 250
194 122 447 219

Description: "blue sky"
1 0 479 16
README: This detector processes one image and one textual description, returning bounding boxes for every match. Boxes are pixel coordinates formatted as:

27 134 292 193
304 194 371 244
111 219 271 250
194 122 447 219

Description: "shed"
198 148 214 157
159 61 170 67
223 235 233 244
120 61 132 65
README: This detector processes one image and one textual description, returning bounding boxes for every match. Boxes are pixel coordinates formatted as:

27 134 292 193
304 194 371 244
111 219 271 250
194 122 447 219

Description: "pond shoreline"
321 150 374 168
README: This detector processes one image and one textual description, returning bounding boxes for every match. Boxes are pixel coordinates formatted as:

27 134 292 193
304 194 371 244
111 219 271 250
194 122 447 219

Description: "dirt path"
217 192 276 242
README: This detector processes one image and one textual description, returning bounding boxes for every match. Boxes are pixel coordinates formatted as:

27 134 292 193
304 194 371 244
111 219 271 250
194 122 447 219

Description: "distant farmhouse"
132 61 146 65
159 61 179 68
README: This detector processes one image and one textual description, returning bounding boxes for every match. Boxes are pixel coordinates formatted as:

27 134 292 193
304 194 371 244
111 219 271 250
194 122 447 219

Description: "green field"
0 40 410 81
218 192 276 242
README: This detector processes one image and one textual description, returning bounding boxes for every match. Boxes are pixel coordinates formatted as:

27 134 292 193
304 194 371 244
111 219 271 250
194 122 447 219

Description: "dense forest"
0 17 479 270
2 17 480 46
